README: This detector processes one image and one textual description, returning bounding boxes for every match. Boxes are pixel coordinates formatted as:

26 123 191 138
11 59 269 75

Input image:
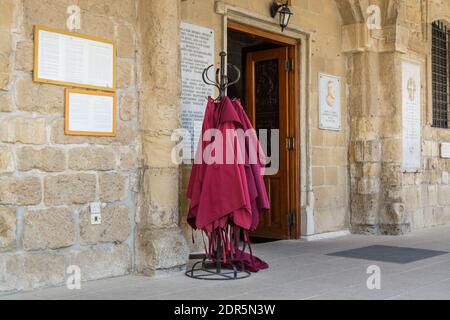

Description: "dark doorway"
227 23 300 241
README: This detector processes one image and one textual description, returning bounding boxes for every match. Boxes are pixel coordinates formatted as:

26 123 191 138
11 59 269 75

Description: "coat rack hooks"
202 51 241 100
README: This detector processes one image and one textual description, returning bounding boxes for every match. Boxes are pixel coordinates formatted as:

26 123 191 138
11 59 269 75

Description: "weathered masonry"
0 0 449 293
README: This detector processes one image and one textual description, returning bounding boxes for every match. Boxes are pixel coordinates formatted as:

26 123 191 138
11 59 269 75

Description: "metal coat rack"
186 52 251 280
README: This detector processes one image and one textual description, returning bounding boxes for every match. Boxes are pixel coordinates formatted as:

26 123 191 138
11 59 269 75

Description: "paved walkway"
2 225 450 300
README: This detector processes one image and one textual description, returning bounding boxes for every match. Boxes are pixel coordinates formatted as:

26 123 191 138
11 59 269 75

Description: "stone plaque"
402 60 421 172
319 73 341 131
441 143 450 159
180 22 215 159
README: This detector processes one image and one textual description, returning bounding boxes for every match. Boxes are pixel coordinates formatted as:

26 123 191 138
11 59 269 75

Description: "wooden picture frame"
65 88 117 137
34 25 116 92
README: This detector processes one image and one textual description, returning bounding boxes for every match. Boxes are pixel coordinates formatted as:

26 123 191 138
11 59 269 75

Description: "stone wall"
0 0 139 292
339 0 450 235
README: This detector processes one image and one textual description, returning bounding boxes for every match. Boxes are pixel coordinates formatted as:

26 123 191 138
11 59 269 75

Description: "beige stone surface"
137 228 189 274
99 172 128 202
17 147 66 172
80 204 131 245
15 78 64 114
119 92 137 121
0 207 16 252
68 147 116 171
51 119 137 145
0 0 17 29
69 244 131 281
22 0 70 37
1 117 47 144
23 208 75 251
119 147 137 170
15 42 34 72
117 60 134 88
44 174 96 206
0 146 14 173
0 253 65 292
0 31 11 90
0 176 42 206
0 94 11 112
117 23 135 58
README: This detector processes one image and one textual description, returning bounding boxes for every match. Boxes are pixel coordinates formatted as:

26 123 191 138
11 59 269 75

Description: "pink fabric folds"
187 96 270 272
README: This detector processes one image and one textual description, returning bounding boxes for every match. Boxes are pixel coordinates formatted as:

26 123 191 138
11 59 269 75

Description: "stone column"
337 0 411 235
136 0 189 275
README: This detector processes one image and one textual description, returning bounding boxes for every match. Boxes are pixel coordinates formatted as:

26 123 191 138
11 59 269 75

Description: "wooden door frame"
228 20 301 239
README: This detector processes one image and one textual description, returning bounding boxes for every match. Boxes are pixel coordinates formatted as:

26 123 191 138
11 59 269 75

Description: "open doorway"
227 22 300 241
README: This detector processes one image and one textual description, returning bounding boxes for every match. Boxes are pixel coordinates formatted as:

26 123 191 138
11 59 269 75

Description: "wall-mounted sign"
441 143 450 159
319 73 341 131
34 26 116 91
402 60 422 172
180 22 215 159
65 89 116 137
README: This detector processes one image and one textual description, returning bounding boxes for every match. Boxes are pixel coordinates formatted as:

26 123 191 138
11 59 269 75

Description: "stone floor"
2 225 450 300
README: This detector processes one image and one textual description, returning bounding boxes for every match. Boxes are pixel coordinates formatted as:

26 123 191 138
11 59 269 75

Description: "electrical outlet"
91 213 102 225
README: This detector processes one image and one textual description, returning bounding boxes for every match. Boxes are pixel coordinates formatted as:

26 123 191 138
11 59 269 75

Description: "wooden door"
246 47 290 239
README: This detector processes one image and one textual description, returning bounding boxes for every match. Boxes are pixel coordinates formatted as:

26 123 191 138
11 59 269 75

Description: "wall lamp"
270 1 293 32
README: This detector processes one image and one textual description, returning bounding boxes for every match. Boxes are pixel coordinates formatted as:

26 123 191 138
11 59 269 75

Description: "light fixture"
270 1 293 32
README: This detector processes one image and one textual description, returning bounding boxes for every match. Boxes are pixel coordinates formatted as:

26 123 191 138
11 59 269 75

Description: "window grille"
432 21 450 128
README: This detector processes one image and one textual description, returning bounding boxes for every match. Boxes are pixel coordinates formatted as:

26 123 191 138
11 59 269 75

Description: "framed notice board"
34 25 116 92
65 89 117 137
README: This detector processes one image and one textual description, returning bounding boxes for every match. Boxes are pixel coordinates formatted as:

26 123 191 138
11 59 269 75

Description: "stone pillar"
337 0 411 235
136 0 189 275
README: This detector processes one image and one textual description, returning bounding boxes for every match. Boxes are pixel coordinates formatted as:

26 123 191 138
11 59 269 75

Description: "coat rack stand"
185 52 251 281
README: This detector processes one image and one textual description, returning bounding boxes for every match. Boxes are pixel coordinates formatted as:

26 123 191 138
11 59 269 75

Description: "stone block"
51 119 137 145
99 172 128 202
44 174 96 206
17 147 66 172
0 253 65 292
1 117 47 144
68 147 116 171
0 207 16 252
438 185 450 206
117 23 135 58
312 167 324 186
117 60 134 88
15 41 34 72
15 78 64 114
69 244 131 281
0 176 42 206
0 94 11 112
119 147 137 170
23 208 75 251
142 169 179 227
136 228 189 274
119 92 137 121
22 0 68 37
0 146 14 173
0 0 16 29
80 204 131 245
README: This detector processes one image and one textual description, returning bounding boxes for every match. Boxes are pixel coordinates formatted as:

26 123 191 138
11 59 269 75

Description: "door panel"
246 47 290 239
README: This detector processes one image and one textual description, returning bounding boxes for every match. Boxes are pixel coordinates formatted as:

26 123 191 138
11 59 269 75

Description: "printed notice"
319 73 341 131
66 89 116 136
402 60 422 171
180 22 215 159
441 143 450 159
35 26 115 91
